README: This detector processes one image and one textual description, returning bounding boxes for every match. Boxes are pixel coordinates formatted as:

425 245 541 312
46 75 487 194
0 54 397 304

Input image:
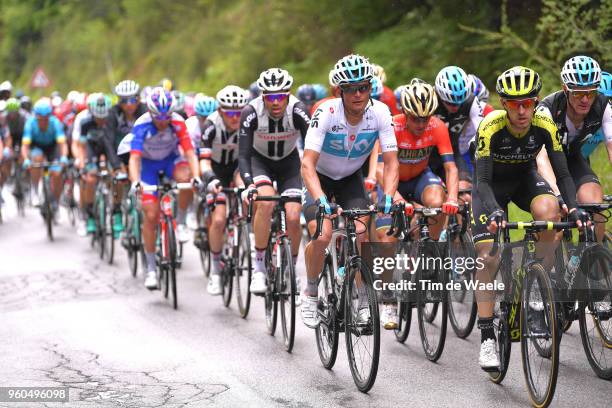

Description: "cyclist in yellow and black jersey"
471 66 583 371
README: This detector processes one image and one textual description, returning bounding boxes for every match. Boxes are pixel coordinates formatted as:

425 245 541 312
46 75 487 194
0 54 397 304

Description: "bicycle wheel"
126 208 139 277
158 224 169 299
198 228 211 278
521 263 559 408
104 206 115 265
489 302 512 384
264 242 278 336
417 243 448 362
43 179 54 241
97 197 106 259
578 246 612 380
344 257 380 393
447 231 478 338
235 223 252 318
165 216 178 310
316 256 339 369
394 301 412 343
278 237 296 352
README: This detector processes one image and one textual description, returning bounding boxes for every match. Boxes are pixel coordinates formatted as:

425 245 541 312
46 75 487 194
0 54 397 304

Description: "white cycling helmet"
216 85 249 109
257 68 293 93
561 55 601 89
0 81 12 92
332 54 374 86
328 69 338 88
115 79 140 97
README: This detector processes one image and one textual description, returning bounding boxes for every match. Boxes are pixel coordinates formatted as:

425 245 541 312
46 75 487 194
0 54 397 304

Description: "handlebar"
312 204 375 239
245 193 301 223
142 182 193 193
489 220 578 256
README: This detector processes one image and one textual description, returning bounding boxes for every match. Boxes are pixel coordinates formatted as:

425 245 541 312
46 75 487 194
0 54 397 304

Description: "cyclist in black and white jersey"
238 68 310 294
199 85 249 295
109 80 147 165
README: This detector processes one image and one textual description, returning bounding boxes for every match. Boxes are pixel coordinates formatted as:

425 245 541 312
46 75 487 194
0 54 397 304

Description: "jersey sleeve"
199 120 215 160
129 116 148 155
433 120 454 162
303 104 330 153
171 115 193 152
51 116 66 143
602 102 612 143
292 101 311 143
474 111 506 214
376 104 397 153
22 118 33 145
238 105 258 186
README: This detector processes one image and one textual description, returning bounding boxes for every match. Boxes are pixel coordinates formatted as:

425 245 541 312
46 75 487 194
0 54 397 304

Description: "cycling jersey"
311 96 335 116
199 111 238 167
393 114 454 181
22 115 65 147
474 109 577 214
185 115 204 151
6 110 28 147
379 85 400 116
79 117 122 169
538 91 612 155
581 128 606 158
304 98 397 180
129 112 193 161
238 95 309 186
108 103 147 148
72 110 91 144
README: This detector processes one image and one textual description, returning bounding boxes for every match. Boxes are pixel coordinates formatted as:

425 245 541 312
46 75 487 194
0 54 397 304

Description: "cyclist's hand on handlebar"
60 156 69 166
568 208 586 228
206 178 221 194
191 176 202 190
442 199 459 215
241 184 257 203
130 180 142 195
556 194 568 216
377 194 393 214
22 158 31 169
315 196 332 215
364 177 376 192
486 209 505 234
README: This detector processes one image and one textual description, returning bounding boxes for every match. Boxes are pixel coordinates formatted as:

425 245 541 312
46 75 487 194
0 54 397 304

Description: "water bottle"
564 255 580 289
336 266 345 286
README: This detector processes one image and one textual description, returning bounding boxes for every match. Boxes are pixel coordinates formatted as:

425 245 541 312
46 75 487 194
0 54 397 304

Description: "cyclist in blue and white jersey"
186 94 218 152
579 71 612 160
300 54 399 328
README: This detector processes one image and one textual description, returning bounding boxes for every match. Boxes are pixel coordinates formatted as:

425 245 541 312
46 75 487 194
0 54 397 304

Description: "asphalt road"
0 198 609 407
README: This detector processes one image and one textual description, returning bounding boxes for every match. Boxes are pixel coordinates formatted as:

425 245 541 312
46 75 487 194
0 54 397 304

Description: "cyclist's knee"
422 185 444 207
255 200 275 216
531 195 559 221
576 182 602 203
173 164 190 182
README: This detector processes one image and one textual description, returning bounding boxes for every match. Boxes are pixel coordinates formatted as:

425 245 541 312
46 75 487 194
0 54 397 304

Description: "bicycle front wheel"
489 302 512 384
165 216 178 310
447 231 477 338
316 256 339 369
344 257 380 393
43 180 53 241
278 237 296 353
105 206 115 265
520 263 559 408
235 223 252 318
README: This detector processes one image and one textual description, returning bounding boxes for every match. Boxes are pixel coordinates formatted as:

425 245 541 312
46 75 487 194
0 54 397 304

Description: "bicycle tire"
447 231 478 338
126 208 139 277
198 228 211 278
394 300 412 343
159 224 169 299
165 215 178 310
278 237 296 352
236 223 252 319
97 197 106 259
344 257 380 393
105 207 115 265
43 179 53 241
417 243 448 362
489 302 512 384
578 246 612 380
520 263 559 408
265 241 278 336
316 256 339 369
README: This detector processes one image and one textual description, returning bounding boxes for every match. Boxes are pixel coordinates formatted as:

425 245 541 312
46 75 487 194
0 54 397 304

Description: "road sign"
30 67 51 88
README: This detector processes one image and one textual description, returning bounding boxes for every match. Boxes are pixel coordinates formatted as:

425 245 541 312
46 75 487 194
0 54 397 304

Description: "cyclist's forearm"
536 147 559 195
444 161 459 202
185 149 199 178
381 151 398 197
59 142 68 158
129 154 141 182
301 152 324 200
607 141 612 164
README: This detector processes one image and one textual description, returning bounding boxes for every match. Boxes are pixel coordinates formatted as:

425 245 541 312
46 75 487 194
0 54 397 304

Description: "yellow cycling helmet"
159 78 174 92
496 66 541 99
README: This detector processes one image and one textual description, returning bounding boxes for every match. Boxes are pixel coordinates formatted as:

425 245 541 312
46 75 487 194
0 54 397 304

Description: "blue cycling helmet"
296 84 317 104
370 77 383 99
435 66 471 105
33 98 52 116
394 85 407 112
248 81 260 101
331 54 373 85
598 71 612 97
468 74 490 103
194 94 218 117
312 84 328 100
561 56 601 89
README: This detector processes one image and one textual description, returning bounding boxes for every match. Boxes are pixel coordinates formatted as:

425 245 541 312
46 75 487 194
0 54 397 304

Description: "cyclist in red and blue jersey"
128 87 201 290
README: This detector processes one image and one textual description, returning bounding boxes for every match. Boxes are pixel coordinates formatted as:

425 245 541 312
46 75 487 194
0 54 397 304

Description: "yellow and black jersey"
473 110 577 214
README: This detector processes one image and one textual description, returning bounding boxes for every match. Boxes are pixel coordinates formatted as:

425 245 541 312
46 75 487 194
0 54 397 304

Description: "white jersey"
458 98 487 155
199 111 238 165
185 115 203 150
304 98 397 180
72 109 92 141
247 95 304 160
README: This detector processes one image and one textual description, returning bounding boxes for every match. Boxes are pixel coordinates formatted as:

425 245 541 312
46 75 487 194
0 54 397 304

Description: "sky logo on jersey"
322 131 378 158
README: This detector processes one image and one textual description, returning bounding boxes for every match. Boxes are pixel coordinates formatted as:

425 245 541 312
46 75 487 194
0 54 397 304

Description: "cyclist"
247 81 260 102
372 63 400 115
580 71 612 160
200 85 249 295
4 98 28 196
173 90 188 119
312 84 328 101
296 84 318 114
20 95 32 114
0 81 12 100
375 81 459 329
76 93 126 237
536 56 611 242
238 67 310 294
433 66 488 197
471 66 581 370
128 87 200 289
21 98 69 209
300 54 399 328
109 80 147 166
186 94 218 152
468 74 491 104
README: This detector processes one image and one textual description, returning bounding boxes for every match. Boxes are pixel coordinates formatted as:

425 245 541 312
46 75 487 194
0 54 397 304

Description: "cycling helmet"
469 74 490 102
115 79 140 97
66 90 81 103
33 98 53 116
296 84 317 104
216 85 249 109
146 87 175 119
370 77 383 100
5 97 20 112
160 78 174 92
313 83 328 100
561 55 601 89
0 81 12 93
435 66 471 105
172 90 185 112
394 85 407 111
15 89 24 99
248 81 261 101
20 96 32 111
194 94 219 117
332 54 373 86
87 93 112 119
410 78 426 85
51 95 63 108
372 63 387 84
257 68 293 93
328 69 338 87
401 82 439 117
496 66 542 99
599 71 612 97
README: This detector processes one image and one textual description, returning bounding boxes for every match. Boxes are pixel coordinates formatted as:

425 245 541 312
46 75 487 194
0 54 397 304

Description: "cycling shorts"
251 150 302 198
208 161 239 206
30 143 61 172
141 153 188 199
567 153 600 189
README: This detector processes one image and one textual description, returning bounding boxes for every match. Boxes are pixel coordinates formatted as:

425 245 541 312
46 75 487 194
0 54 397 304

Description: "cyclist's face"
36 115 50 130
405 114 430 136
442 101 461 113
120 97 139 115
262 92 289 119
341 81 371 114
152 117 171 130
503 98 536 132
220 108 241 132
565 85 598 116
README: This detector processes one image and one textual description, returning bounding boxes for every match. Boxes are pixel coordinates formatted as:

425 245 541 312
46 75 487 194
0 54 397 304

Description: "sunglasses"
152 113 171 121
504 97 538 110
568 89 598 100
221 108 242 118
407 114 430 124
263 93 289 103
341 83 371 94
120 96 139 104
